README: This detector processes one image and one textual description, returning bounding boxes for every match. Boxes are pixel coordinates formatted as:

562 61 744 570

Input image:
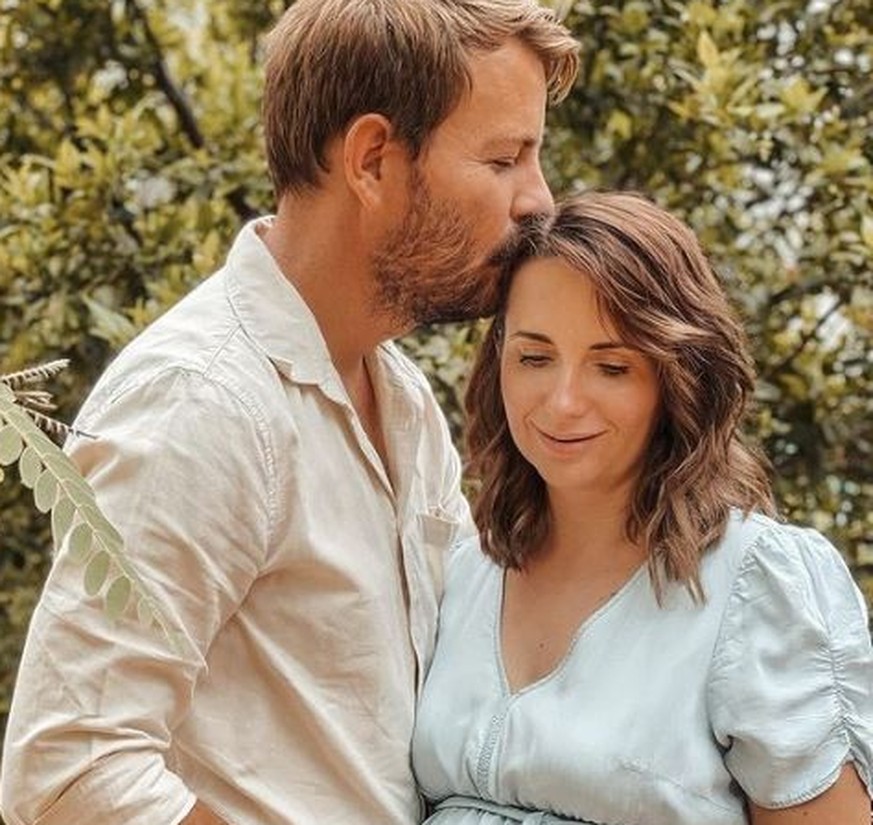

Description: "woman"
412 191 873 824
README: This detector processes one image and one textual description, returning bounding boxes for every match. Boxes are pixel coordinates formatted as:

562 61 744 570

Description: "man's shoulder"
77 270 283 426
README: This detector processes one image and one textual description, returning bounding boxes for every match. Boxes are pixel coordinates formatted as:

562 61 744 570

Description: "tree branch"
125 0 204 148
760 295 846 382
124 0 257 221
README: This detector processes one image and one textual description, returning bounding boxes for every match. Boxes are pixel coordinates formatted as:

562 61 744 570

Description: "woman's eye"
519 354 551 367
598 363 629 376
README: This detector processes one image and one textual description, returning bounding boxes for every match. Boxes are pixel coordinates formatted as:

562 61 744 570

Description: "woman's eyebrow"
508 331 630 351
508 330 553 343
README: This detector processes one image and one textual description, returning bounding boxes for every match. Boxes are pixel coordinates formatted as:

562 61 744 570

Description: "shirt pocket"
417 510 462 604
407 510 462 688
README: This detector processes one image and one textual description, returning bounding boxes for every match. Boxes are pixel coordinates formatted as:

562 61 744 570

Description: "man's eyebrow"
480 135 540 153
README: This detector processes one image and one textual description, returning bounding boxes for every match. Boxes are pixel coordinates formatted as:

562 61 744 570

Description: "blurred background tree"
1 0 870 757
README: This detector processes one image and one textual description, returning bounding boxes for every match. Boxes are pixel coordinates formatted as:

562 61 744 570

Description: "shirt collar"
222 218 415 418
224 217 337 388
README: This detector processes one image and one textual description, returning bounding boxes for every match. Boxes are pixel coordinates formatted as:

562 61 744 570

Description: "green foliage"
0 0 276 748
1 0 871 757
542 0 872 598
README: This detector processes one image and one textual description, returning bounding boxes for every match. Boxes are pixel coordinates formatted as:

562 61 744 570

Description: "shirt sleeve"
707 522 873 808
0 367 273 825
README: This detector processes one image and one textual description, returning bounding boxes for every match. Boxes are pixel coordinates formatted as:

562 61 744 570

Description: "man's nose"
511 160 553 222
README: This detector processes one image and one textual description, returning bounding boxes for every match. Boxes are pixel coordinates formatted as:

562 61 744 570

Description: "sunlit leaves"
861 216 873 252
539 0 873 606
779 76 827 117
0 0 868 723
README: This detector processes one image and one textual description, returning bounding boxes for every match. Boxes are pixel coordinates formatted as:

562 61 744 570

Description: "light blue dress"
412 511 873 824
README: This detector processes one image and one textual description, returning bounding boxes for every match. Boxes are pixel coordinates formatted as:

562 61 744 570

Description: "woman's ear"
343 113 406 208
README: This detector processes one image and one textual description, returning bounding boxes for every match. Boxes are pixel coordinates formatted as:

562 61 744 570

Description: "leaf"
0 359 70 389
820 146 865 177
606 110 634 141
19 446 42 488
83 504 124 554
52 496 76 548
68 522 94 564
53 138 84 189
58 472 99 510
540 0 574 21
697 32 720 69
40 450 81 479
105 576 132 620
687 0 718 27
667 100 693 121
780 76 827 116
83 295 138 348
84 551 110 596
33 470 59 513
862 215 873 251
0 425 23 465
752 102 786 122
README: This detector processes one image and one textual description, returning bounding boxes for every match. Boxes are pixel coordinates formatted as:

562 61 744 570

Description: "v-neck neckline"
493 561 648 697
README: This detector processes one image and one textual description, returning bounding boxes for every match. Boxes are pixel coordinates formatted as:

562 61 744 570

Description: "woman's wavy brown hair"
465 191 776 601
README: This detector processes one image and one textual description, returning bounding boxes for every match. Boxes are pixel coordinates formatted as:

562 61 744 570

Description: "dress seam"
494 564 647 699
704 521 779 719
475 705 511 797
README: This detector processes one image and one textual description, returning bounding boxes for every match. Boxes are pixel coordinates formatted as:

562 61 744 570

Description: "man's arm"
0 371 271 825
182 801 230 825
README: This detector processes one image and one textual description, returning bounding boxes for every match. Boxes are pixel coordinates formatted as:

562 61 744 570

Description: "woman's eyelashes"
515 352 631 377
518 352 552 367
597 363 630 377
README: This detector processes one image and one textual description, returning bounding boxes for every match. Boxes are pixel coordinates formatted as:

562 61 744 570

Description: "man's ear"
343 113 406 207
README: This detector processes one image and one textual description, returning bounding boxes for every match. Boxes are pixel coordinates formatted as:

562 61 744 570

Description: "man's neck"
261 195 397 378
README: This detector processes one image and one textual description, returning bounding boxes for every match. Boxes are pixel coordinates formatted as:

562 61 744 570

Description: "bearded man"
0 2 578 824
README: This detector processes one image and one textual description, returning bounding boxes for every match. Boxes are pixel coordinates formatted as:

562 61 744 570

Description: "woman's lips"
534 426 606 446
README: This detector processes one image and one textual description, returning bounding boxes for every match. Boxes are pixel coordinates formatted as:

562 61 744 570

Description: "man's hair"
465 191 775 602
262 0 579 197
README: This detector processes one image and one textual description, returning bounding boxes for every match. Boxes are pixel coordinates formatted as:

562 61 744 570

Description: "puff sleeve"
708 523 873 808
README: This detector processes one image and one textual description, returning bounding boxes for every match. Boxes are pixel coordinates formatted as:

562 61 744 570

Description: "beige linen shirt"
0 219 472 825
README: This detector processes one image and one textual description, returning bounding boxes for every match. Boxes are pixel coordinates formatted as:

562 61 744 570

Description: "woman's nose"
547 369 590 415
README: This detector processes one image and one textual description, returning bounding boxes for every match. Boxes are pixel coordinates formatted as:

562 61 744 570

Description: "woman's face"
500 257 662 505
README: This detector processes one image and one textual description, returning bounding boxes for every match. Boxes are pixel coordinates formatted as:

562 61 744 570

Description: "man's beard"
371 168 544 328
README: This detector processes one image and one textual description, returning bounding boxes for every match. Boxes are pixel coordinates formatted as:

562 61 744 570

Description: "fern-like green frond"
0 383 185 654
0 359 71 389
0 359 90 441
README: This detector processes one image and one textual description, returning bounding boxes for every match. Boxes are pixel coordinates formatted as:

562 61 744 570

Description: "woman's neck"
537 487 646 574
